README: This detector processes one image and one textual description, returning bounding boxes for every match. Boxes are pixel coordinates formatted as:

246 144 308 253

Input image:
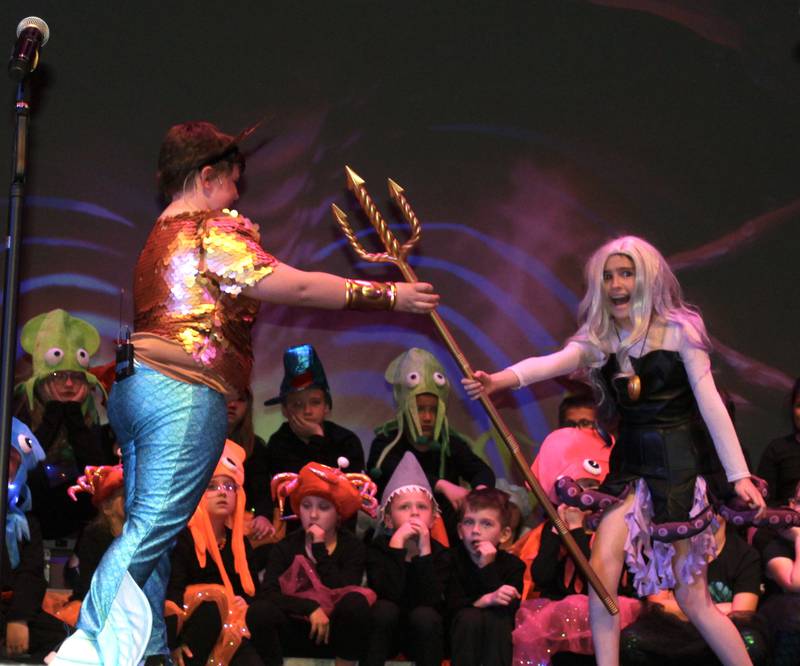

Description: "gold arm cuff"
344 279 397 311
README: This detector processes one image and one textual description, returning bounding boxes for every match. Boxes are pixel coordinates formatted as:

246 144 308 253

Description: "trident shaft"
331 166 618 615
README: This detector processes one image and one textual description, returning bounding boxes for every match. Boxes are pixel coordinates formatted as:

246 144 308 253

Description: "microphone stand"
0 77 32 580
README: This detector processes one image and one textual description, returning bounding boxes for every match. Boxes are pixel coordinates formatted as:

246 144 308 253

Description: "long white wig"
569 235 710 383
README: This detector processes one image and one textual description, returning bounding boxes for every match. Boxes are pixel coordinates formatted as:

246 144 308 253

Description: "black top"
706 524 762 603
167 527 256 605
246 421 364 521
446 541 525 618
166 527 256 650
19 400 116 539
242 434 269 517
1 513 47 623
259 528 366 617
758 532 796 597
756 433 800 506
70 522 115 602
602 350 699 428
531 524 592 600
366 533 451 611
531 522 636 600
601 350 723 482
367 429 494 495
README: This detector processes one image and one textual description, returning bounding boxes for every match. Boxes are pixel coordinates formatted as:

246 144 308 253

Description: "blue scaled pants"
77 363 227 659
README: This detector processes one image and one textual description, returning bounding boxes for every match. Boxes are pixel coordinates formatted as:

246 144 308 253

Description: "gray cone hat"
379 451 437 513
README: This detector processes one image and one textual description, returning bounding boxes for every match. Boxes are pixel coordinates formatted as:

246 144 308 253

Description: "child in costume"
51 121 437 666
166 440 262 666
619 511 768 666
464 235 766 666
756 377 800 506
15 309 115 540
1 418 68 660
253 344 365 535
511 427 642 665
227 388 275 544
63 465 126 620
365 452 451 666
447 487 525 666
368 348 495 544
247 461 378 666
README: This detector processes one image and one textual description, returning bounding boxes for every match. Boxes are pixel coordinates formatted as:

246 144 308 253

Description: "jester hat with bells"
188 440 255 597
272 459 379 522
373 348 452 479
17 309 104 412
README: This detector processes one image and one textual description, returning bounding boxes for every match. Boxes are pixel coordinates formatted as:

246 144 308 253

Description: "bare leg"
588 492 636 666
672 539 752 666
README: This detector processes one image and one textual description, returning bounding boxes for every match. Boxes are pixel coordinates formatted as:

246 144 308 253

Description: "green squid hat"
17 309 103 410
373 348 451 478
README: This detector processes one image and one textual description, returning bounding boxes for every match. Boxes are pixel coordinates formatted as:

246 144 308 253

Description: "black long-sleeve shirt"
446 541 524 618
246 421 365 521
1 513 47 623
531 524 592 600
20 400 116 538
366 533 450 611
259 528 366 617
756 433 800 505
166 527 256 650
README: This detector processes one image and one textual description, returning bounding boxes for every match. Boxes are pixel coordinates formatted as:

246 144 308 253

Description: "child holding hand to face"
448 488 525 666
247 461 378 666
365 452 451 666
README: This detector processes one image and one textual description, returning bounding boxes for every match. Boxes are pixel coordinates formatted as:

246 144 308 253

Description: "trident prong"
330 165 619 616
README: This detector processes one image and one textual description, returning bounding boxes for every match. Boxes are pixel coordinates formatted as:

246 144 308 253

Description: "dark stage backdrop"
1 1 798 481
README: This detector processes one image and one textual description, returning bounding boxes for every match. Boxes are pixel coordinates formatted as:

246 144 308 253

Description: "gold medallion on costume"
627 374 642 401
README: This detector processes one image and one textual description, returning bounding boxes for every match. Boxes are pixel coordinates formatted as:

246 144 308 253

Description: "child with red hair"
247 461 378 666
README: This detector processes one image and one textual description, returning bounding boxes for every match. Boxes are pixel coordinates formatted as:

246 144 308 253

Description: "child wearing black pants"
365 452 451 666
247 461 378 666
448 487 525 666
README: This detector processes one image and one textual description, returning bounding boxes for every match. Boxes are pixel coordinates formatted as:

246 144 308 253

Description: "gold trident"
331 166 618 615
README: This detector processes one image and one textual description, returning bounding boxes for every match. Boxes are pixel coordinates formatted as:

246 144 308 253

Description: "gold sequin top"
134 209 276 395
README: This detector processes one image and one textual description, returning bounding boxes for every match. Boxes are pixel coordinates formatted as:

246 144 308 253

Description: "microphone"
8 16 50 81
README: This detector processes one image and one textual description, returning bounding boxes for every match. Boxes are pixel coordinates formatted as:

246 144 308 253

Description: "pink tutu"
512 594 642 665
279 554 376 616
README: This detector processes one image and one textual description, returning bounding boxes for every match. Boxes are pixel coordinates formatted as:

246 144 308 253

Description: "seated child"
620 513 767 666
59 464 125 624
2 418 68 660
166 440 262 666
256 344 365 533
368 348 495 543
447 487 525 666
227 387 275 542
248 461 378 666
365 452 451 666
14 309 116 540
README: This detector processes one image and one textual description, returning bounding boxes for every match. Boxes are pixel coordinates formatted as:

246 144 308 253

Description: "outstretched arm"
679 326 764 512
242 262 438 313
462 341 588 398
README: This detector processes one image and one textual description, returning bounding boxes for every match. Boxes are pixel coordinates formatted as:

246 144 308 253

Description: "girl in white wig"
463 235 764 666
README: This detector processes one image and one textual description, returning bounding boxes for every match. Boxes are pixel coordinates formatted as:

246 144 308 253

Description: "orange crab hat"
188 440 254 597
68 465 124 508
272 460 378 521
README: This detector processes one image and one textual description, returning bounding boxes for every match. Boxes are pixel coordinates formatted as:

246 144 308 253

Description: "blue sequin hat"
264 344 332 407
